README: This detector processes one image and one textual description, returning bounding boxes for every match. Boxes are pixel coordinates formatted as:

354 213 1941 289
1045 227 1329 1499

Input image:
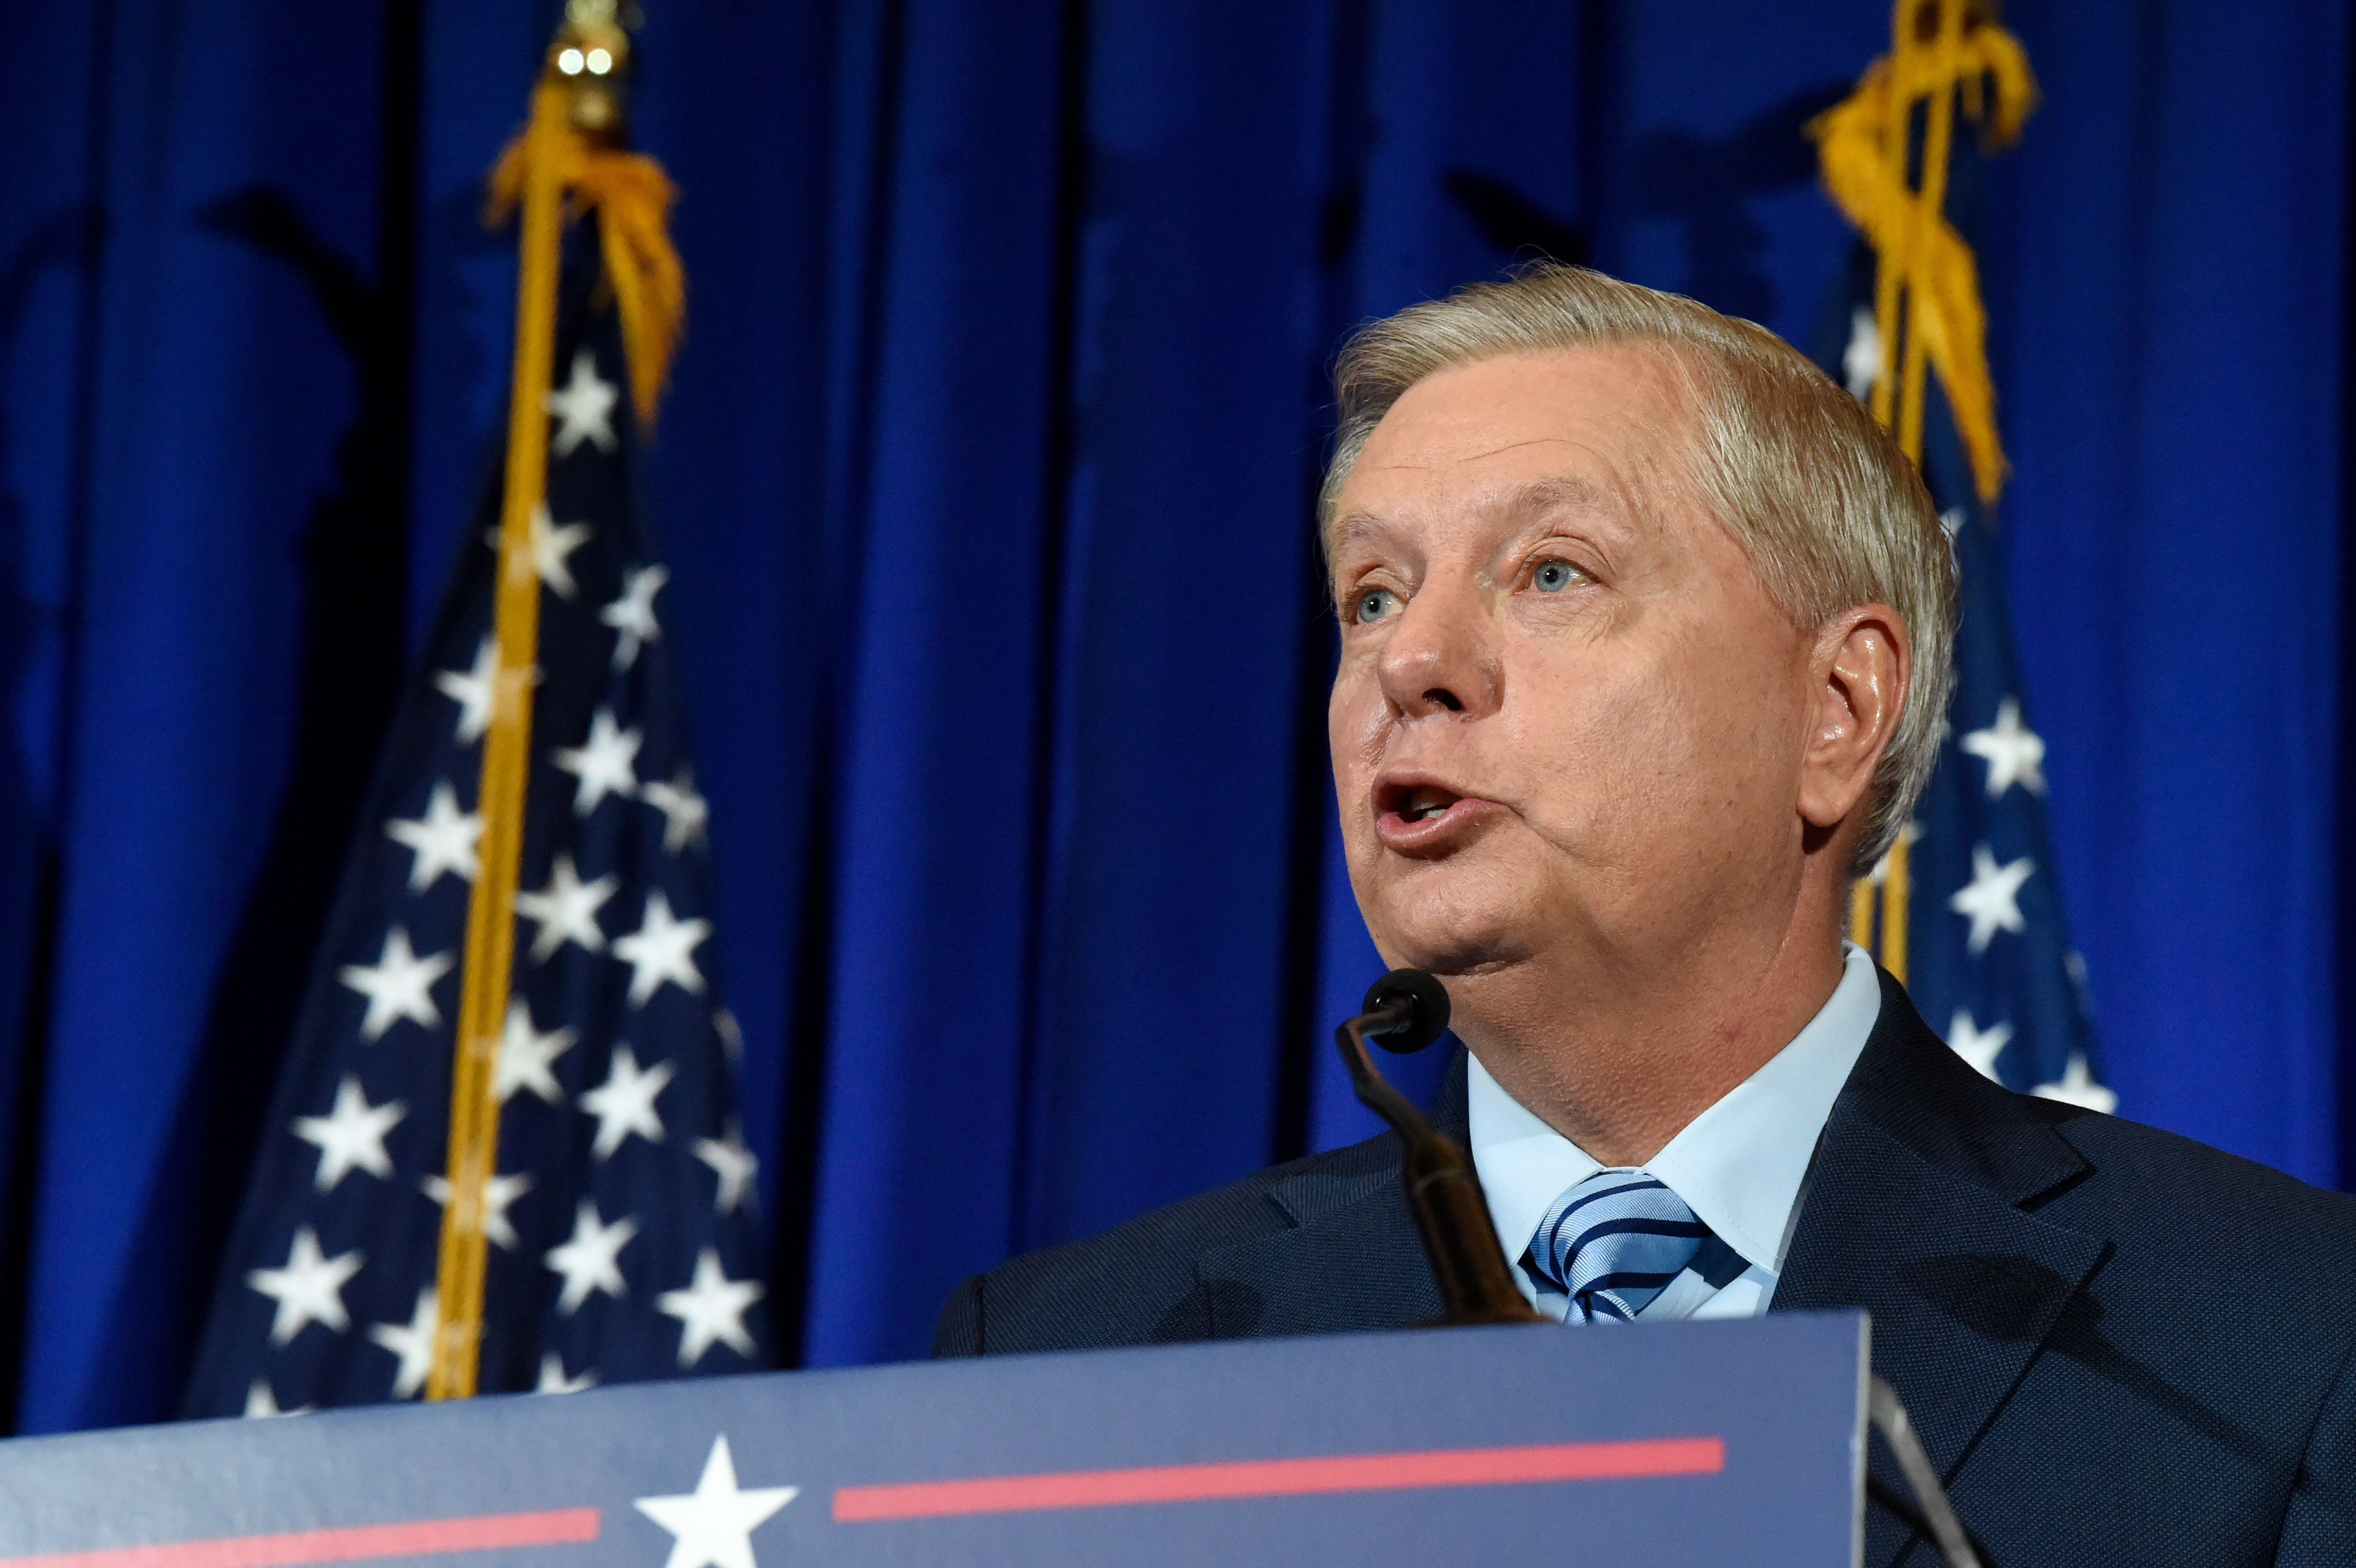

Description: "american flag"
184 236 769 1417
1809 240 2116 1115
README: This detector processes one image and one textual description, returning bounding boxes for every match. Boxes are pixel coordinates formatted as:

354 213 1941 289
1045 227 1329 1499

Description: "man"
933 265 2356 1565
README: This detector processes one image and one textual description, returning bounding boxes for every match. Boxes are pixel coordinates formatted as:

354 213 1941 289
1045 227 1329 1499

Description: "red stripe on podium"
832 1436 1723 1522
0 1509 601 1568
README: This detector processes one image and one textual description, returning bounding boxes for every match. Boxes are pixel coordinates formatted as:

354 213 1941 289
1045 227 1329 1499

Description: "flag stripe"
0 1509 601 1568
831 1437 1723 1521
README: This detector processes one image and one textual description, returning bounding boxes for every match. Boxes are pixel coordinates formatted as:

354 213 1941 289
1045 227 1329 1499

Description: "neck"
1448 887 1848 1167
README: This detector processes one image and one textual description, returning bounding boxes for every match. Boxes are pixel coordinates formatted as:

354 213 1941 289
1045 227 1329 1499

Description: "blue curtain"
0 0 2343 1432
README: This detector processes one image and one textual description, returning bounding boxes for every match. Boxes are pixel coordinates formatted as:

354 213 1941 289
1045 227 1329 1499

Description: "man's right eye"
1352 588 1402 625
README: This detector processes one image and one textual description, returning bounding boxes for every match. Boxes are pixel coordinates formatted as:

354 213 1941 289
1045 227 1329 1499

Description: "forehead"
1332 346 1695 542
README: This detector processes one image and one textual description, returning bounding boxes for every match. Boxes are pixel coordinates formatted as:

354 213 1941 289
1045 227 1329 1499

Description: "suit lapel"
1774 971 2106 1560
1194 1049 1472 1339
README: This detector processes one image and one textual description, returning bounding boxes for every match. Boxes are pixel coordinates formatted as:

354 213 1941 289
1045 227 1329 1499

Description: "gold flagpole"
426 0 678 1401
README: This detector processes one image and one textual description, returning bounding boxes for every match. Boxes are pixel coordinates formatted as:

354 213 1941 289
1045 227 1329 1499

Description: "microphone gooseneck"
1333 969 1544 1327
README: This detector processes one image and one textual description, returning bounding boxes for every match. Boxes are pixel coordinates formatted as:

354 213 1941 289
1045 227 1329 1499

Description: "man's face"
1326 348 1822 994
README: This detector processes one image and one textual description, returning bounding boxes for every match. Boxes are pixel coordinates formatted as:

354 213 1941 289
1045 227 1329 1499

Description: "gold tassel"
485 99 685 426
1809 6 2036 505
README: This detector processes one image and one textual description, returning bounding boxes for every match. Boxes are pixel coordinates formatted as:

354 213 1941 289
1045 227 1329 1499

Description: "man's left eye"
1532 558 1585 592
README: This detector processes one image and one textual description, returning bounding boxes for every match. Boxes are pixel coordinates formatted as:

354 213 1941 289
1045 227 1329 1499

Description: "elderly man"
933 266 2356 1564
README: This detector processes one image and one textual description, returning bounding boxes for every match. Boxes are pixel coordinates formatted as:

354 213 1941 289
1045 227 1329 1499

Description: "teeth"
1404 786 1458 821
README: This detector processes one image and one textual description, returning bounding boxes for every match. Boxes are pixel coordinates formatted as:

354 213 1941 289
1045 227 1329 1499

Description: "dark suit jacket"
935 969 2356 1566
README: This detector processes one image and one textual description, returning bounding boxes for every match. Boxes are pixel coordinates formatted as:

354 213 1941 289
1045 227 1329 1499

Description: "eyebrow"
1502 475 1609 519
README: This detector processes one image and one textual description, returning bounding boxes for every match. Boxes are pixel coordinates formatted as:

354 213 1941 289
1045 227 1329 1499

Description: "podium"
0 1312 1866 1567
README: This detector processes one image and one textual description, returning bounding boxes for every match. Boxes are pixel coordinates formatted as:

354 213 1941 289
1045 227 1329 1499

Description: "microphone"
1334 970 1544 1327
1358 968 1453 1053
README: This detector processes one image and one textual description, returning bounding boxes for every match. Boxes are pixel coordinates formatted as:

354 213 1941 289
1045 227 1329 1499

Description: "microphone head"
1361 968 1452 1054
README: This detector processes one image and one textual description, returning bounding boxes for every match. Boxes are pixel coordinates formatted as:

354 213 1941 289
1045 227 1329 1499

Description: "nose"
1376 573 1502 720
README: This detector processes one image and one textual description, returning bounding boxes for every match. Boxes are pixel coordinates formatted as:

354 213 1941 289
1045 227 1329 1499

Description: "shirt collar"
1467 944 1882 1280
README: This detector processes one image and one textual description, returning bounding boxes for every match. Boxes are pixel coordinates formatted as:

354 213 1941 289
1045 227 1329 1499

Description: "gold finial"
544 0 643 138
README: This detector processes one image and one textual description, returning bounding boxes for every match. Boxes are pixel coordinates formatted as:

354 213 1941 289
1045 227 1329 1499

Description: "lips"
1373 776 1496 850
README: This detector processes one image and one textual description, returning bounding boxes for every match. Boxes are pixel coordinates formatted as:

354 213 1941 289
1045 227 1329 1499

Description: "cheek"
1327 662 1386 780
1506 631 1795 839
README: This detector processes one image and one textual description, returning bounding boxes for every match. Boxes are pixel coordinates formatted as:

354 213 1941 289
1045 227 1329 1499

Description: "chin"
1362 870 1543 979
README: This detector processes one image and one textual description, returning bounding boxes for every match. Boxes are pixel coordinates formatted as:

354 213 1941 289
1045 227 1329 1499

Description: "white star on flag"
247 1227 364 1346
545 348 620 457
1841 304 1879 399
640 769 709 854
1949 843 2035 955
1945 1009 2013 1081
2036 1053 2119 1114
602 564 667 670
291 1075 405 1192
434 637 497 745
545 1199 638 1314
384 781 481 892
633 1436 796 1568
1961 696 2047 798
554 708 642 815
243 1380 308 1419
366 1287 439 1400
507 502 592 600
514 851 617 961
614 890 711 1005
535 1352 598 1394
658 1251 764 1368
581 1045 674 1158
694 1125 759 1216
422 1169 535 1251
493 998 578 1104
338 927 454 1041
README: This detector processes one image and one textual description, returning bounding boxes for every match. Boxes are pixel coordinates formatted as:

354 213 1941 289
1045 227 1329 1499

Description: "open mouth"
1398 784 1460 821
1376 780 1475 836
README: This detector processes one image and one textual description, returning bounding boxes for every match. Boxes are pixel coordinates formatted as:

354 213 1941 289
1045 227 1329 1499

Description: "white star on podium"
634 1435 795 1568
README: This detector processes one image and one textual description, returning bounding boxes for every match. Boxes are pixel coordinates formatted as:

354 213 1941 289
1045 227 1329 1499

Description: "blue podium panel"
0 1313 1865 1568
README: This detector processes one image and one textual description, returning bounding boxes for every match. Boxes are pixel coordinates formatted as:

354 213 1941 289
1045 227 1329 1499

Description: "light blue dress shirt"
1467 944 1882 1322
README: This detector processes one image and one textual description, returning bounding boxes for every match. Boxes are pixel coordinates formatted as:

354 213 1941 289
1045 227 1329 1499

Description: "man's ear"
1798 604 1909 830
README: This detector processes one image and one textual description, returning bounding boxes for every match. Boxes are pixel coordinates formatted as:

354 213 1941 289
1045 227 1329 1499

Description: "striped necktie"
1524 1168 1710 1324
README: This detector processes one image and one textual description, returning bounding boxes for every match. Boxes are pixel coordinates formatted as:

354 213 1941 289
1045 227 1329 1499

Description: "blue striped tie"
1525 1168 1710 1324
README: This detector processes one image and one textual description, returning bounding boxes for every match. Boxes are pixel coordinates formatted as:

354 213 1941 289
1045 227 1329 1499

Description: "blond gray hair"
1320 262 1955 876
